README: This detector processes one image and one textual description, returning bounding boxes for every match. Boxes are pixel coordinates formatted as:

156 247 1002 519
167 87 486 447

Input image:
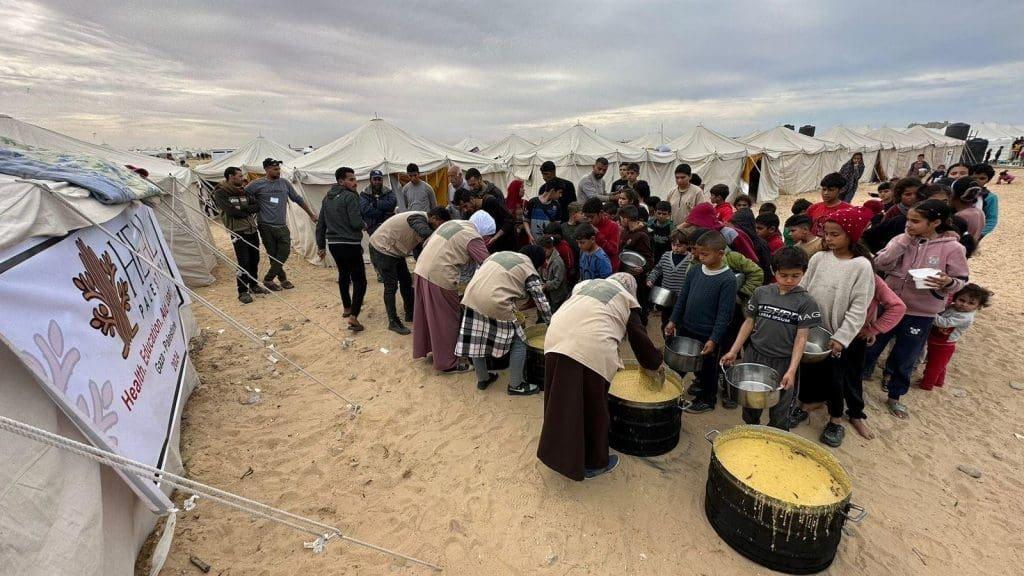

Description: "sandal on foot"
790 407 809 426
477 372 499 391
887 401 909 419
507 383 541 396
820 423 845 447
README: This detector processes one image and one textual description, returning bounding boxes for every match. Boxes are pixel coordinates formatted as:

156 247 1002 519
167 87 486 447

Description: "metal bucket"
648 285 676 308
664 336 703 373
524 324 547 389
721 363 781 410
802 326 833 364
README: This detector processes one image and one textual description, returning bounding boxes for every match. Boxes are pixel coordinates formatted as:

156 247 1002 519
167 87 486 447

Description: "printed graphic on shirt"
748 301 820 325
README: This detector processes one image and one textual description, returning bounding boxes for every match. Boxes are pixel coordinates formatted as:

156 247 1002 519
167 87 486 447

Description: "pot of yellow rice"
607 361 688 456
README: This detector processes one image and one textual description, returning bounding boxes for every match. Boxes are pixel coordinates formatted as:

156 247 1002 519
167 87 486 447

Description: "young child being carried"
919 283 991 390
722 247 821 429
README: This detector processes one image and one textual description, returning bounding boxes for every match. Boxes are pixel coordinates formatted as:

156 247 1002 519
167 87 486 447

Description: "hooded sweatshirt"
873 231 969 317
316 184 364 249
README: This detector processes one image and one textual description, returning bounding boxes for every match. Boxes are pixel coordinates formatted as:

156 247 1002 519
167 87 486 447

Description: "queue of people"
213 158 1000 481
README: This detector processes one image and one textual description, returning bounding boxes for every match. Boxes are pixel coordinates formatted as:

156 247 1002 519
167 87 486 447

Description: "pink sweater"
859 275 907 338
873 232 969 317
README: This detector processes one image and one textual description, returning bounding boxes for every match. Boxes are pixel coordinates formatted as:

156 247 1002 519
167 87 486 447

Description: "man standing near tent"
214 167 269 303
539 161 577 218
465 168 504 202
578 157 610 203
246 158 317 290
448 165 471 199
665 163 708 228
359 169 397 235
398 163 438 213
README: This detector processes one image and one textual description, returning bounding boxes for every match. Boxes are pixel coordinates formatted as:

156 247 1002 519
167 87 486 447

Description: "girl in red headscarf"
683 202 760 265
505 179 525 214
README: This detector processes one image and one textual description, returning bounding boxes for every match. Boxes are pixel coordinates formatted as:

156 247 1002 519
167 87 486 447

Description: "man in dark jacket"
359 169 397 235
538 160 577 218
317 167 367 331
213 167 268 303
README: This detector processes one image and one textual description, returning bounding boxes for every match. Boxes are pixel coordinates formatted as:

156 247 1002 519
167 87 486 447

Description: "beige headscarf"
609 272 637 297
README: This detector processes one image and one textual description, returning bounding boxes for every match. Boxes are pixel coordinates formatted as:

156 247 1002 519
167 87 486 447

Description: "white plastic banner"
0 204 189 512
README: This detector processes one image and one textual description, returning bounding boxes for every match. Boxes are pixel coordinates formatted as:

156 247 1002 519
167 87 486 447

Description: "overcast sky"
2 0 1022 149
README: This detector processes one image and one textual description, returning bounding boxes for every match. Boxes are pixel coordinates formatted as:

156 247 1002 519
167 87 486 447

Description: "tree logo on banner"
72 238 139 359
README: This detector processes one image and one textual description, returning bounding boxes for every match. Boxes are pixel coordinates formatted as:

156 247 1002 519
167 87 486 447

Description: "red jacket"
714 202 734 224
766 232 785 254
807 201 852 236
554 239 574 276
593 217 620 271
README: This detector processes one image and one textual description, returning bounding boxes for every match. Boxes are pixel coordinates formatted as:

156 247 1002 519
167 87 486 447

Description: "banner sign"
0 204 190 512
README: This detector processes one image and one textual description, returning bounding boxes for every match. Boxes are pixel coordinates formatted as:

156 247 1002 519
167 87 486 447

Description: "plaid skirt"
455 306 523 358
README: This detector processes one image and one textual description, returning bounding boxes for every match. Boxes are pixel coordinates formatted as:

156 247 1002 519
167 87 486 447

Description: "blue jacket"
579 248 613 280
359 186 397 234
982 191 998 236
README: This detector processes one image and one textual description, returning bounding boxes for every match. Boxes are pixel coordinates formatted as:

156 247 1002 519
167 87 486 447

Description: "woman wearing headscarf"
505 179 526 214
839 153 866 203
537 273 664 481
413 219 491 373
456 246 552 395
730 208 774 282
681 202 760 265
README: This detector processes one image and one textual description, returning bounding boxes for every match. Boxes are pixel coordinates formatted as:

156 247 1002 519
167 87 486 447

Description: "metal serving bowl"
649 285 676 308
664 336 703 373
619 250 646 271
802 326 834 364
721 363 781 410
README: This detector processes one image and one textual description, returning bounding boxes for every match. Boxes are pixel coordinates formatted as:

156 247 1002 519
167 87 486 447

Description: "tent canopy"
866 126 928 151
740 126 840 157
478 134 537 159
819 126 886 152
195 136 299 179
514 123 650 165
287 118 507 186
627 132 672 150
670 125 759 161
452 136 486 153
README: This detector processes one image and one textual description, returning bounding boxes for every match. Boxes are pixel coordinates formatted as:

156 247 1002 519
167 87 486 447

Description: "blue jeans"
863 315 934 400
472 333 528 387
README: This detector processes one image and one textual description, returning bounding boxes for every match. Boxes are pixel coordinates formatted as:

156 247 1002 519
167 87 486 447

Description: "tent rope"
0 416 441 572
43 187 359 411
147 200 352 349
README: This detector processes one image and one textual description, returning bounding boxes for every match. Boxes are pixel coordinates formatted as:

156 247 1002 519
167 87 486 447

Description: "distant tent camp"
510 123 676 197
628 132 672 150
866 127 933 180
478 134 537 159
452 136 486 153
973 123 1020 156
285 118 509 264
668 126 759 197
194 135 300 181
0 114 217 286
819 126 887 183
740 126 842 200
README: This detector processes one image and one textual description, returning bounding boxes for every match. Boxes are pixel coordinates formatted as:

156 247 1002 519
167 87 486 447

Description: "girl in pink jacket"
863 200 970 419
848 276 906 438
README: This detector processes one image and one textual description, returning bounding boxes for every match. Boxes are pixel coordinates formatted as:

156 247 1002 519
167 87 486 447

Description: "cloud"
0 0 1021 148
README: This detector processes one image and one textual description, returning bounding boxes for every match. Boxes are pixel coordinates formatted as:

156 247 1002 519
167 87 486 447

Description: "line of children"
919 283 991 390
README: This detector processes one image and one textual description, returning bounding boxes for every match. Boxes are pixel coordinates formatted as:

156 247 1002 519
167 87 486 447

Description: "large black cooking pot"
524 324 547 389
608 361 689 457
703 426 866 574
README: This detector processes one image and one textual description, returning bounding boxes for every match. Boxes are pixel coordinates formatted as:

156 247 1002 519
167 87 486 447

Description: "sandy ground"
153 171 1024 576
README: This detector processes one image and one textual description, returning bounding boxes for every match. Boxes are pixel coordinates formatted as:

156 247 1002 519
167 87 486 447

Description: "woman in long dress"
537 273 663 480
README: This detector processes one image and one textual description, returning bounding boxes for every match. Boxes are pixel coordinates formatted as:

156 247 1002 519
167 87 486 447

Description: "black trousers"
680 327 721 405
328 243 367 317
231 231 260 294
798 338 867 419
369 246 414 322
258 223 291 281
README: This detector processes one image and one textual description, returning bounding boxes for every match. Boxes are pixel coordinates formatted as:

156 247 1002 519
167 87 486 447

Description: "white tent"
628 132 673 150
286 118 509 264
867 127 933 180
452 136 486 153
819 126 887 183
478 134 537 159
510 123 677 197
740 127 842 200
973 123 1020 156
903 126 964 169
194 135 300 181
668 126 759 197
0 173 198 576
0 115 217 286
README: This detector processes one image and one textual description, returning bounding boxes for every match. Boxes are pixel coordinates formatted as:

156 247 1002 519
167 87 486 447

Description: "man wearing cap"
214 166 268 303
577 157 609 203
359 169 397 236
397 163 438 213
539 161 577 218
245 158 317 290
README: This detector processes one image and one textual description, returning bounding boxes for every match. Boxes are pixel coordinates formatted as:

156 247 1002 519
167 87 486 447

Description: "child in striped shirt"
647 230 693 332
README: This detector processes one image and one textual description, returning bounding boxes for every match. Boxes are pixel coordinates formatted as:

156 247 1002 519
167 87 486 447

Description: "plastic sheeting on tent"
668 126 759 198
740 127 842 200
903 126 965 169
478 134 537 159
867 127 933 180
510 123 677 198
0 115 217 286
285 118 509 265
0 174 199 576
194 135 300 181
451 136 486 153
819 126 887 184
